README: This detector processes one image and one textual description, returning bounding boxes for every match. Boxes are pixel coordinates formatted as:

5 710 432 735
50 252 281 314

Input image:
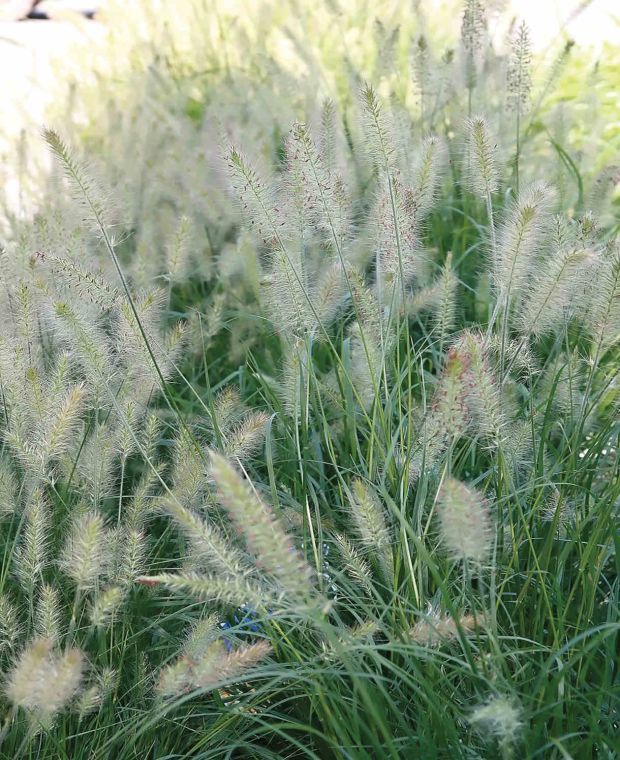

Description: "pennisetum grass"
0 1 617 757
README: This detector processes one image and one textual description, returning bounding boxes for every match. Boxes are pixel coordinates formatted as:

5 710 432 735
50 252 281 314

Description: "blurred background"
1 0 619 223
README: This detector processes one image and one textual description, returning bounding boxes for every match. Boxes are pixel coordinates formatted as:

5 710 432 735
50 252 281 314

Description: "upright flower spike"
0 595 21 658
60 511 110 591
222 410 270 464
493 182 553 303
408 343 472 482
463 116 498 199
460 0 487 95
13 490 50 595
451 330 508 446
437 478 492 563
348 479 393 582
360 83 395 174
411 136 446 219
288 121 351 255
506 21 532 115
160 498 253 580
34 584 62 642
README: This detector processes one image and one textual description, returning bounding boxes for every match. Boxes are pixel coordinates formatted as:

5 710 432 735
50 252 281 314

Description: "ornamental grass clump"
0 0 617 757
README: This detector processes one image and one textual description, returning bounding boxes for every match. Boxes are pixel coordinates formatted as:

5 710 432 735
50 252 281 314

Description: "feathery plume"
332 534 374 595
0 456 18 518
34 584 62 642
411 136 446 219
434 252 458 345
210 453 314 599
52 302 112 388
312 260 348 330
160 498 253 579
463 116 498 198
373 176 423 299
5 638 84 718
4 637 55 711
582 244 620 349
183 615 221 659
452 330 508 446
45 255 120 310
493 182 554 300
34 383 86 475
516 244 593 338
212 386 245 435
265 247 313 337
222 411 269 463
348 480 393 581
412 34 432 116
227 146 280 248
138 572 276 611
41 648 85 717
436 478 492 563
60 511 110 591
157 639 271 698
0 595 21 658
90 586 124 629
506 21 532 114
43 128 116 236
166 215 193 285
460 0 487 94
76 667 116 718
13 491 50 596
409 344 471 481
288 121 351 253
360 83 395 173
469 696 522 750
113 527 147 587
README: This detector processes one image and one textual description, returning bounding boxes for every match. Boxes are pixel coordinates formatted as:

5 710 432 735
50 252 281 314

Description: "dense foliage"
0 1 618 758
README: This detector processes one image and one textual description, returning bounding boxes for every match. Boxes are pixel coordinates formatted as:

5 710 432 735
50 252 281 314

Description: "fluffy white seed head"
157 639 271 697
469 695 522 748
210 452 315 600
60 511 110 591
5 637 85 717
437 478 492 563
348 479 393 581
494 182 554 300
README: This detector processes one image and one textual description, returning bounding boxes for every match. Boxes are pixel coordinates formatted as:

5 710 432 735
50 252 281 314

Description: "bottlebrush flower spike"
409 343 471 482
506 21 532 114
4 638 84 718
60 511 110 591
463 116 498 198
157 639 271 697
222 410 270 463
348 479 393 582
460 0 487 92
451 330 508 445
209 453 314 600
494 181 553 302
437 478 492 563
